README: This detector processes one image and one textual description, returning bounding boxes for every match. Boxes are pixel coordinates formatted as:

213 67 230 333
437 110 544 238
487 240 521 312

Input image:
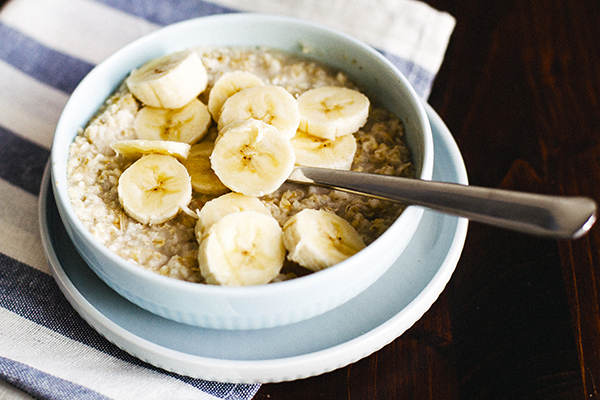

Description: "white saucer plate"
40 103 468 383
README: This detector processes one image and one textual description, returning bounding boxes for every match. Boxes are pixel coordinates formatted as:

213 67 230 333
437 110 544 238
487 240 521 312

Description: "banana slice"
283 209 366 271
290 130 357 170
117 154 192 225
211 119 295 196
195 192 270 238
208 71 264 121
111 139 191 160
181 141 229 195
198 210 285 286
125 50 208 109
297 86 370 140
133 98 212 144
218 85 300 139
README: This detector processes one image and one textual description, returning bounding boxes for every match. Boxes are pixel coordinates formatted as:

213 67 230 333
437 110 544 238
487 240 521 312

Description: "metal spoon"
287 166 597 239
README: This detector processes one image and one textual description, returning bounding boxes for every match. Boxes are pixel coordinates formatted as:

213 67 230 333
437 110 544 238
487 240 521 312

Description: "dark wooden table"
257 1 600 399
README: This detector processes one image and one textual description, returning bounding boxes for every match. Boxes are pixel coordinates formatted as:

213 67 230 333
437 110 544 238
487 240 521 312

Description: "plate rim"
39 102 468 383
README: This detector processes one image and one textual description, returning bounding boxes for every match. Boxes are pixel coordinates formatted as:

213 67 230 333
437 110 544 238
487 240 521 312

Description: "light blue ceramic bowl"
51 13 434 330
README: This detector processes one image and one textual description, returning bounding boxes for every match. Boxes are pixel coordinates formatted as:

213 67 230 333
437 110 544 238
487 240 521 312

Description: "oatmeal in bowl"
51 14 433 329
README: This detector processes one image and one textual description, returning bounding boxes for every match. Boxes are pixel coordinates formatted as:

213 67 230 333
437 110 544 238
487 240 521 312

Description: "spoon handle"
288 167 597 239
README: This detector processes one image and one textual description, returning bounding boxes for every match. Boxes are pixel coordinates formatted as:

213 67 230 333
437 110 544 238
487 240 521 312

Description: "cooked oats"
66 47 414 283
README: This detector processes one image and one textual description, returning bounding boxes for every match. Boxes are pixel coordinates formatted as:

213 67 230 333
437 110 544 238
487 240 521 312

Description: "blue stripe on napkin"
0 252 123 352
0 357 111 400
380 50 436 99
0 126 49 196
0 23 94 94
0 253 154 366
0 252 259 398
95 0 237 25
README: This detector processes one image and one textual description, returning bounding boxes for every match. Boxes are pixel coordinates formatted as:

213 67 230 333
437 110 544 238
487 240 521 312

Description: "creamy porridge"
66 47 414 284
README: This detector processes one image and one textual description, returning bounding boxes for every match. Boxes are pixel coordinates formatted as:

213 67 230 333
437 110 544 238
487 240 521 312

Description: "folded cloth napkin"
0 0 454 398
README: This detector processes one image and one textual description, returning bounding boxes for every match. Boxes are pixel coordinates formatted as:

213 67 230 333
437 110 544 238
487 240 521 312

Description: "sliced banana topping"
211 119 295 196
283 209 366 271
126 50 208 109
198 210 285 286
134 98 212 144
195 192 270 238
117 154 192 225
297 86 369 140
208 71 264 121
109 52 380 284
181 141 229 195
218 85 300 139
290 130 357 170
111 139 191 160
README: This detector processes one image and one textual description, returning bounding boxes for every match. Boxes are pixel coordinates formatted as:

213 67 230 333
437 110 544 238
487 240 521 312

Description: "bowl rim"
50 13 434 297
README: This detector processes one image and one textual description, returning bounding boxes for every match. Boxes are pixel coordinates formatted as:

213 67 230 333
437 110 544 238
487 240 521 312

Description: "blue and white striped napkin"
0 0 455 398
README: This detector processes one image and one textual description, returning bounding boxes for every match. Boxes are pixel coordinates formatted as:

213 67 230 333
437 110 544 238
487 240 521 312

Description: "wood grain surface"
256 0 600 398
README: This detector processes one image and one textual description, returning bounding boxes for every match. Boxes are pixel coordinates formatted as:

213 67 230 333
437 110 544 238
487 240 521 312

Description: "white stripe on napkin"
0 180 48 273
0 0 160 65
0 309 222 400
0 380 34 400
0 62 67 149
211 0 455 74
